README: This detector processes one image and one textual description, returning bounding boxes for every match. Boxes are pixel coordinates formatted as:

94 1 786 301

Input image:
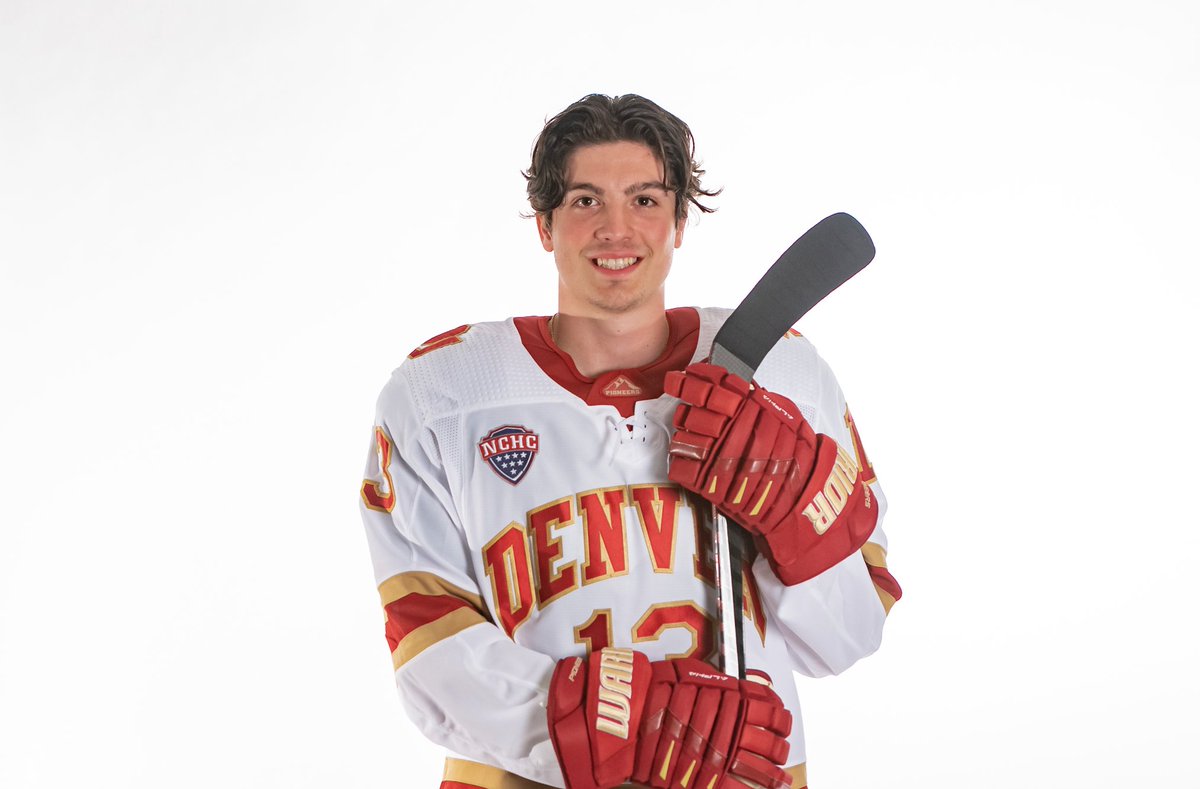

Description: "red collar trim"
514 308 700 418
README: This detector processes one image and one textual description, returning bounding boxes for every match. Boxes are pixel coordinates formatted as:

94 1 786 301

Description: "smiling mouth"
593 256 640 271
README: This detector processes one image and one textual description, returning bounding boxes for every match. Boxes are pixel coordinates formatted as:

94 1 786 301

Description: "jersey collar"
514 308 700 418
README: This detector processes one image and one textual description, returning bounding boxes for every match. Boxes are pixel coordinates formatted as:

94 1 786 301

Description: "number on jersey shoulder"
361 427 397 512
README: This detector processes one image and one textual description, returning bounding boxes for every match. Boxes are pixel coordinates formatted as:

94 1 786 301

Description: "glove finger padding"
633 659 792 789
715 401 785 521
664 363 751 417
667 361 879 586
729 425 796 525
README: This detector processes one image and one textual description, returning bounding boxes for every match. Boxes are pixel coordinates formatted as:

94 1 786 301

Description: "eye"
573 195 598 208
635 195 659 207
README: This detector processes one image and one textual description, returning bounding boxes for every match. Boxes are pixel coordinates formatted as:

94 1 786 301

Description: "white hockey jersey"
359 307 900 789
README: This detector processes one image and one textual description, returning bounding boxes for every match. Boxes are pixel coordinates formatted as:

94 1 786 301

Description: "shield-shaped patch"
477 425 540 485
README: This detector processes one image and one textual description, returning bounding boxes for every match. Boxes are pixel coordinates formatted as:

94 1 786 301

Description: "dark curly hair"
524 94 719 226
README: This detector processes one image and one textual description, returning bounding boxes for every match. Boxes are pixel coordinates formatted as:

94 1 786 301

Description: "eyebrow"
565 181 671 196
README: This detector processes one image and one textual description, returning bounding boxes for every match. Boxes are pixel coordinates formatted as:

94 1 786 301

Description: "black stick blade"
710 213 875 381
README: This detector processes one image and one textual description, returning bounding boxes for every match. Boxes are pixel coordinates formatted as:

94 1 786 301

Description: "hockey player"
359 94 901 789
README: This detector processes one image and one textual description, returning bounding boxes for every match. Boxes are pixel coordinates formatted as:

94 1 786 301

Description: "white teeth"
594 257 638 270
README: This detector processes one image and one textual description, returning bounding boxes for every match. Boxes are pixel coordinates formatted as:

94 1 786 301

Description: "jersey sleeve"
359 371 564 786
752 341 902 678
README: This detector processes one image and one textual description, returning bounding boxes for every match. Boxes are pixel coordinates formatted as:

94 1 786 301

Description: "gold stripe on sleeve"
378 571 487 613
875 587 898 615
391 607 487 670
860 542 888 568
442 757 557 789
786 763 808 788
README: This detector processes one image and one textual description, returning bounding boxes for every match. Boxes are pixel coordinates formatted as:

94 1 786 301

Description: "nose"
595 203 632 241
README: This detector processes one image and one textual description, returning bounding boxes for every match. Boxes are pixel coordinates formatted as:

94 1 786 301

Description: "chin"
587 291 655 316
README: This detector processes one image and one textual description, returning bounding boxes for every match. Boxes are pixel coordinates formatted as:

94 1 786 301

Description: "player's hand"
547 648 793 789
665 362 877 585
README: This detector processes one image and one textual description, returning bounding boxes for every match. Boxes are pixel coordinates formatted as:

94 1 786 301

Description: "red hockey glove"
547 648 793 789
665 362 878 585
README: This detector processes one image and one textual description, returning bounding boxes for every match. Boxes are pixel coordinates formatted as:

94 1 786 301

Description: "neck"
550 310 671 378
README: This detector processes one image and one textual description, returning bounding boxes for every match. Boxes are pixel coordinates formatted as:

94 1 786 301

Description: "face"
536 140 685 318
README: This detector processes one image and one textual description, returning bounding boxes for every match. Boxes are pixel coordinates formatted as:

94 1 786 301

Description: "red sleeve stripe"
378 572 490 669
867 564 902 613
860 542 902 615
384 593 475 650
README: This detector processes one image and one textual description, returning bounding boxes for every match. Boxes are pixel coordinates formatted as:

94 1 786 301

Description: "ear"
536 212 554 252
673 216 686 249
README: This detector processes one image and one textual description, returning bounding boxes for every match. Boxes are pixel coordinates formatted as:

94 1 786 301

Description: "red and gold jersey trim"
440 758 808 788
379 572 491 669
512 308 700 418
441 758 555 789
860 542 902 615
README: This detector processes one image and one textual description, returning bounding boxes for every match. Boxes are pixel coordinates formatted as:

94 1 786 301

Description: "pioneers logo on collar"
478 425 540 485
601 374 643 398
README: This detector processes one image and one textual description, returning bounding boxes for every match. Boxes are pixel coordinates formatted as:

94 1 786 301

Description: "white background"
2 1 1197 786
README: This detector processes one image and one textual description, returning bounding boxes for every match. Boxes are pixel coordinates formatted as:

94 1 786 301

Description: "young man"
360 94 900 789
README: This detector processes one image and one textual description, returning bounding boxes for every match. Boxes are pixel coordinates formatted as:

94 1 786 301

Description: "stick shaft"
712 509 743 677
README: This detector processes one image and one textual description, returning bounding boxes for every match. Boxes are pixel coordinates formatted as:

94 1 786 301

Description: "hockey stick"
708 212 875 679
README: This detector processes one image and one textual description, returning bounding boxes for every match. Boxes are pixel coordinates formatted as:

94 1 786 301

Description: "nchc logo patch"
478 425 540 485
